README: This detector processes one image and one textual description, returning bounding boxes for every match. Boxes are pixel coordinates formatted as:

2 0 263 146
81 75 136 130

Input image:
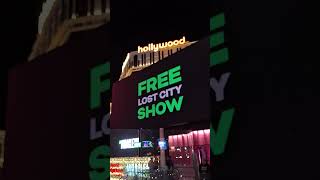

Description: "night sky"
1 0 210 129
0 0 318 178
110 0 210 82
1 1 316 129
2 0 316 128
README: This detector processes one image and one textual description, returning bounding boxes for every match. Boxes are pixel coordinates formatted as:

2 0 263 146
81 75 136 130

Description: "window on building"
133 55 138 67
60 1 65 21
69 0 73 18
90 0 94 14
76 0 88 16
134 55 138 67
149 53 152 64
141 54 144 64
102 0 107 13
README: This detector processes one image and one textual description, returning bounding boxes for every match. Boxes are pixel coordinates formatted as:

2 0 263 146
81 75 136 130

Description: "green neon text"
90 62 110 109
138 65 182 96
137 96 184 120
211 108 235 155
89 145 110 180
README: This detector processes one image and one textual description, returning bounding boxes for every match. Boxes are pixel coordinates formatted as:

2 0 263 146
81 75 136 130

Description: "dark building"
209 0 319 179
3 0 317 179
3 1 111 179
4 18 111 180
0 130 4 178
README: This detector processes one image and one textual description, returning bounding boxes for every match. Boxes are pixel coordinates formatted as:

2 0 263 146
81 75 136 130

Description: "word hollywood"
138 36 186 53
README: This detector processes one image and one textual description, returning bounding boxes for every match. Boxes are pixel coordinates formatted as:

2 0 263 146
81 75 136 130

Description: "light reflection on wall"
168 129 210 166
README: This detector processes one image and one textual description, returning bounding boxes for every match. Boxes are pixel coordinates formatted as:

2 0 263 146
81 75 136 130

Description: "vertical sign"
210 12 236 156
89 62 111 180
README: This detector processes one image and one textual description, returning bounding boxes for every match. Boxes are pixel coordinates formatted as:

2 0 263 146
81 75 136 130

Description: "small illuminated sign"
119 138 140 149
142 141 153 148
119 138 153 149
138 36 186 53
158 140 168 150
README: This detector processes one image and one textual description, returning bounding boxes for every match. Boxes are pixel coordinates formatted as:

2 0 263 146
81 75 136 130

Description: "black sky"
1 0 317 132
110 0 210 82
1 0 319 178
1 0 210 129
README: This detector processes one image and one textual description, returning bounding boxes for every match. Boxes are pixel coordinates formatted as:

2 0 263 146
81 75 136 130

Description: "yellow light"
137 36 186 53
121 53 131 72
110 157 151 177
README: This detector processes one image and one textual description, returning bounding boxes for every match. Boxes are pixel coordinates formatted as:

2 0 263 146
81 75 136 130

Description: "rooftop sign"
138 36 186 53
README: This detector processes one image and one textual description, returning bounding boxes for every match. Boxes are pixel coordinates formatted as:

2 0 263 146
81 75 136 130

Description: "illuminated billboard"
137 65 183 120
111 38 210 128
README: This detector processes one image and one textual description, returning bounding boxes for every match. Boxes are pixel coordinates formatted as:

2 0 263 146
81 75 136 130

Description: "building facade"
111 37 211 179
0 130 5 169
29 0 110 61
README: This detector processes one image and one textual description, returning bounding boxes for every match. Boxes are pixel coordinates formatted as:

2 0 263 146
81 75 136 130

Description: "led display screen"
111 38 210 128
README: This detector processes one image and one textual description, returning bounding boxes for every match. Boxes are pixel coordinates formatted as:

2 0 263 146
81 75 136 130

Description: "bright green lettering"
166 96 183 112
89 145 109 180
156 102 166 115
157 71 169 89
169 65 182 85
137 107 145 120
145 104 156 118
138 81 146 96
211 108 235 155
90 63 110 109
146 77 157 94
